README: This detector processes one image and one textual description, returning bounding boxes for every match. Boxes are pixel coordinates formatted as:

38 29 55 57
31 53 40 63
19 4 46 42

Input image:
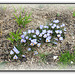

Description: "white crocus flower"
30 43 34 46
57 34 61 38
47 33 50 36
13 55 18 59
29 38 32 40
28 30 31 34
55 30 60 34
59 30 62 34
31 29 35 33
37 43 41 47
33 35 36 38
53 56 58 59
56 25 60 29
53 20 59 23
44 26 49 29
47 36 51 39
39 33 42 37
28 48 31 51
13 46 20 54
49 23 53 26
22 55 26 57
51 26 55 29
61 24 65 27
23 32 27 36
36 30 40 35
40 25 43 29
46 38 50 42
25 36 29 39
64 28 66 31
10 50 14 55
59 37 63 41
53 24 56 27
42 30 46 34
43 34 47 38
53 42 58 45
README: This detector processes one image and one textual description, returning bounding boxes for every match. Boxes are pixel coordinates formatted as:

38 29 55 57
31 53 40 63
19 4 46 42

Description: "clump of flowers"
10 20 66 60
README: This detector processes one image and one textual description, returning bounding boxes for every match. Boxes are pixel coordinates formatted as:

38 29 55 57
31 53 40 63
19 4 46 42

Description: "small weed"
13 7 17 13
8 28 22 44
57 13 60 17
13 12 32 28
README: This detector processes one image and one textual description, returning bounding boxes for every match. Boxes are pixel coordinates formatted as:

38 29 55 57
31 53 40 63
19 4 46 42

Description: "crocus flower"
64 28 66 31
40 25 43 29
28 48 31 51
59 30 62 34
49 23 53 26
53 24 56 27
29 38 32 40
21 39 26 43
33 35 36 38
44 26 49 29
28 30 31 34
37 43 41 47
13 55 18 59
39 33 42 37
23 32 27 36
55 30 60 34
56 25 60 29
22 55 26 57
31 29 35 33
36 30 40 35
46 38 50 42
34 51 38 55
25 36 29 39
54 38 58 41
43 34 47 38
47 36 51 39
61 24 65 27
53 56 58 59
21 35 25 39
57 34 61 38
42 30 46 34
30 43 34 46
47 33 50 36
13 46 20 54
53 20 59 23
53 42 58 45
59 37 63 41
10 50 14 55
51 26 55 29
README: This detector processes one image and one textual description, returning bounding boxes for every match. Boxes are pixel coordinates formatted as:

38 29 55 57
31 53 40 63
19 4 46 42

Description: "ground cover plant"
8 20 67 61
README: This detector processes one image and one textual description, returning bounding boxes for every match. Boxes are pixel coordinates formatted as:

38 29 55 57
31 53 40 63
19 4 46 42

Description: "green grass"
58 50 75 65
8 28 22 44
57 13 60 17
73 11 75 17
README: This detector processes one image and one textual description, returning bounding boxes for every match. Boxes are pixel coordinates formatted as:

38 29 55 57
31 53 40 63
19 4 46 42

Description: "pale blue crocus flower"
53 42 58 45
57 34 61 38
13 46 20 54
40 25 43 29
39 33 42 37
28 48 31 51
31 29 35 33
47 36 51 39
34 51 38 55
33 35 36 38
21 35 25 39
28 30 31 34
59 37 63 41
53 20 59 23
42 30 46 34
43 34 47 38
23 32 27 36
22 55 26 57
46 38 50 42
10 50 14 55
36 30 40 35
25 36 29 39
56 25 60 29
49 23 53 26
13 55 18 59
21 39 26 43
37 43 41 47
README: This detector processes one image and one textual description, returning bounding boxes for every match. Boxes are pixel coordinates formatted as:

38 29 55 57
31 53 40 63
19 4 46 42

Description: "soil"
0 4 75 70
